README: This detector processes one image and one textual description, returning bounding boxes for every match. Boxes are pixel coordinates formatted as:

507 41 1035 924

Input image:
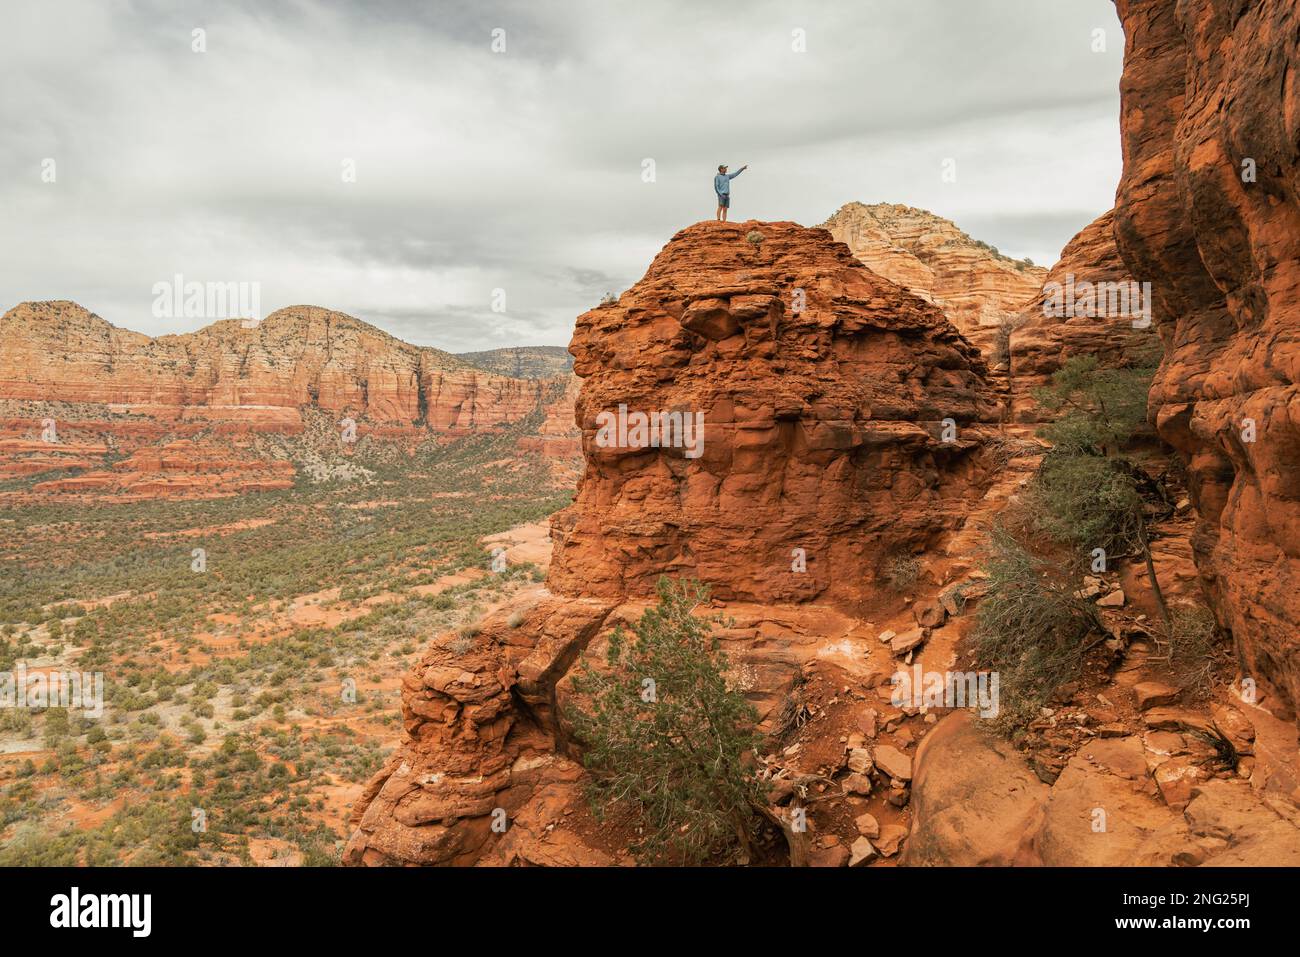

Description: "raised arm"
728 165 748 180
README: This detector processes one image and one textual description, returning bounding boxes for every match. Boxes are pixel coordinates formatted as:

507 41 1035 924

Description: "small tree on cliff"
567 577 765 865
1030 355 1173 630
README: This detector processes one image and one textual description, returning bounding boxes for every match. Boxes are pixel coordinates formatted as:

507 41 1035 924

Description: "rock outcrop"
899 712 1048 866
1006 209 1151 419
345 220 1000 865
823 202 1046 358
903 712 1300 866
1111 0 1300 722
549 220 998 606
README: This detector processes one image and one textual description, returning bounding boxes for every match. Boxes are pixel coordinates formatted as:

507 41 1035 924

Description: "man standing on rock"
714 163 748 222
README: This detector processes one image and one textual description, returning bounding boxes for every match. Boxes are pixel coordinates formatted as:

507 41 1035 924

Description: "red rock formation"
0 301 581 498
345 220 999 865
345 589 616 866
822 202 1046 358
28 439 296 500
903 711 1300 866
514 375 582 461
549 221 998 605
0 301 552 429
1006 209 1153 419
1111 0 1300 721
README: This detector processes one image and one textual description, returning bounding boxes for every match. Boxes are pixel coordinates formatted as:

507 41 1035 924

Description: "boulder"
900 712 1048 866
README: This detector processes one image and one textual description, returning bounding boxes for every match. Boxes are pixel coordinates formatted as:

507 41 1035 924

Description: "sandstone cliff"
549 220 998 605
1006 209 1152 419
822 202 1046 358
344 220 1001 865
0 301 549 429
0 301 579 498
1111 0 1300 722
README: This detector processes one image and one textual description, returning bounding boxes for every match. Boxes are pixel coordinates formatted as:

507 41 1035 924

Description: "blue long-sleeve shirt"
714 168 744 194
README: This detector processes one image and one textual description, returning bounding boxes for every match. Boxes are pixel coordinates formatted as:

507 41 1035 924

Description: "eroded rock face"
1007 209 1151 419
0 301 579 498
344 589 616 866
822 202 1046 357
515 375 583 462
0 301 551 429
1111 0 1300 721
548 220 998 606
347 220 999 865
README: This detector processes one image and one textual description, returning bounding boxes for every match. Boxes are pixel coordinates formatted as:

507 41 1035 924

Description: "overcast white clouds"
0 0 1124 352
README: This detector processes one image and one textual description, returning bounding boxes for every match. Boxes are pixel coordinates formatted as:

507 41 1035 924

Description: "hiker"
714 163 748 221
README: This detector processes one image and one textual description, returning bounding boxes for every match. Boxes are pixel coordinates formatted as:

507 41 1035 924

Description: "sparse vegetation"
883 553 921 592
971 527 1101 729
1162 603 1226 695
0 416 570 865
567 578 765 865
972 352 1198 730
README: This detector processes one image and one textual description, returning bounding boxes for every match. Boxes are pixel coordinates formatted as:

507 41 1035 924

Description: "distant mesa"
0 300 580 500
457 346 575 379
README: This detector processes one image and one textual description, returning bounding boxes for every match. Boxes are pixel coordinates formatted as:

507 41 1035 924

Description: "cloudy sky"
1 0 1124 352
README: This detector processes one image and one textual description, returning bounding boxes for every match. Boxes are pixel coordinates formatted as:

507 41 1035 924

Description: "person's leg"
715 202 722 221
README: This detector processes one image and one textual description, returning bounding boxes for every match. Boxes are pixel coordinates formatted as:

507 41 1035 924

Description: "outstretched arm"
729 165 748 179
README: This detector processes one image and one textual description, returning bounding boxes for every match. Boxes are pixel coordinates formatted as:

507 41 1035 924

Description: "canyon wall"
1112 0 1300 720
1006 209 1149 418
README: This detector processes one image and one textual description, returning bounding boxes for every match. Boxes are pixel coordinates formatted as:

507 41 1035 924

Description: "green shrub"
567 577 764 864
971 527 1101 729
1027 450 1142 555
1034 356 1155 455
